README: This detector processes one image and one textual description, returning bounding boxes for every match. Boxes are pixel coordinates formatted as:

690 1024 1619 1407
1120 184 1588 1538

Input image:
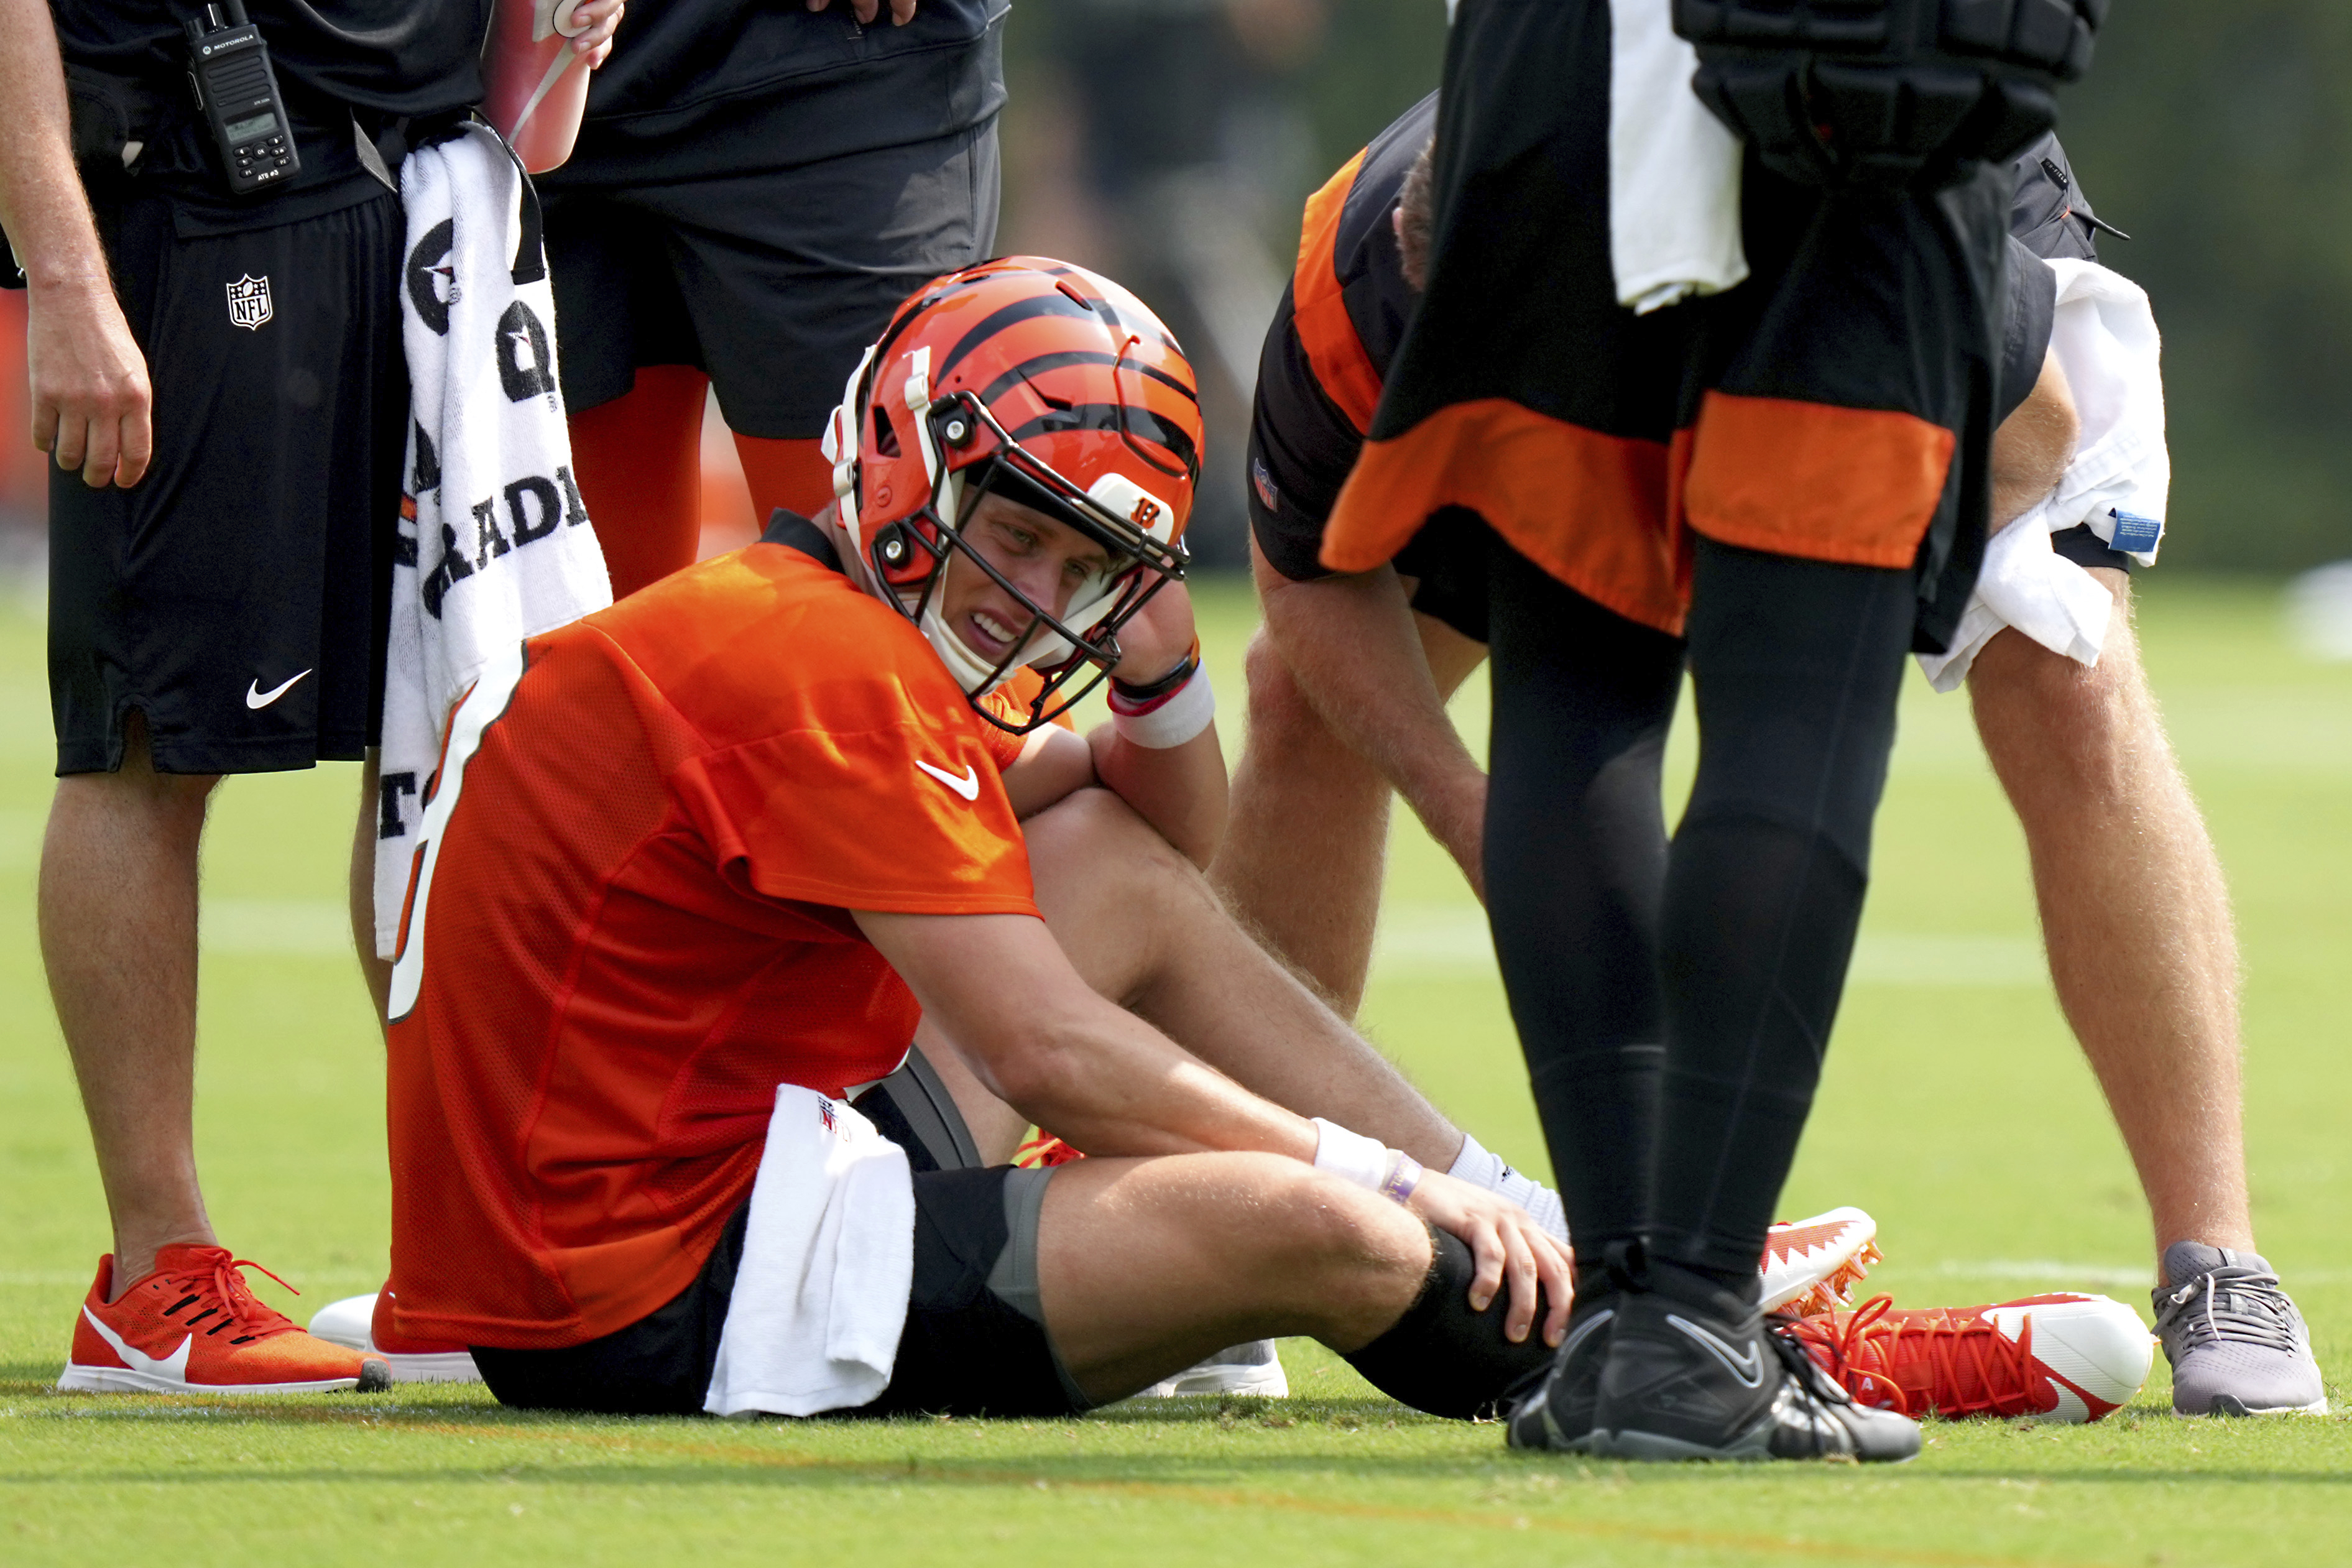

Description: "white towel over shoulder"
1607 0 1747 313
376 124 611 957
1917 259 2167 692
704 1087 917 1418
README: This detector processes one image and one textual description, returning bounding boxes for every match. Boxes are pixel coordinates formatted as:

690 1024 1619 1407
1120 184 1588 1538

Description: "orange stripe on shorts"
1321 399 1684 637
1682 392 1956 570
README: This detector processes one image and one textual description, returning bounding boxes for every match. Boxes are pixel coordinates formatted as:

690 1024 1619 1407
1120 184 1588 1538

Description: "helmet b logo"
1130 496 1163 528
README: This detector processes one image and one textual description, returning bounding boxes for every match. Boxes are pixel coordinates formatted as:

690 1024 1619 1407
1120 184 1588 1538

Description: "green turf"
2 575 2348 1565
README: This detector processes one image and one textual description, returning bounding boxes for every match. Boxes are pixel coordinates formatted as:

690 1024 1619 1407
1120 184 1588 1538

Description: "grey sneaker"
2152 1243 2327 1416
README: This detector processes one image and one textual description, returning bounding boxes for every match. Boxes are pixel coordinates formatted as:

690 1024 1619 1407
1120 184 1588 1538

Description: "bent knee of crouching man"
1240 627 1322 743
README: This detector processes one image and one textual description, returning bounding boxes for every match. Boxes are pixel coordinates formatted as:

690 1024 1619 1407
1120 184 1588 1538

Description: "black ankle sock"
1343 1225 1555 1419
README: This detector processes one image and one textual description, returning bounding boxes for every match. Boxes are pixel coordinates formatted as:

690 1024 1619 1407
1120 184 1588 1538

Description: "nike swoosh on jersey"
1666 1312 1766 1388
915 759 981 801
245 669 314 709
80 1306 192 1385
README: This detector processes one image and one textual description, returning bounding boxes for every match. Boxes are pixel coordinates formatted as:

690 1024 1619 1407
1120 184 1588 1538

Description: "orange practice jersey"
386 543 1038 1349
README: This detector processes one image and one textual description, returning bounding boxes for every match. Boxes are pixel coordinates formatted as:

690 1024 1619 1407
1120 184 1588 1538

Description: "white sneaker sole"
375 1349 481 1383
57 1363 361 1396
2191 1392 2330 1417
310 1291 482 1382
1137 1344 1289 1399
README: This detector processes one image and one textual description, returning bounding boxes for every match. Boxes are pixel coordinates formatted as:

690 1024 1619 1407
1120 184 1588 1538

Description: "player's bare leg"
1967 570 2253 1260
351 749 393 1025
1034 1152 1432 1399
1018 786 1465 1169
39 711 219 1291
1213 616 1484 1016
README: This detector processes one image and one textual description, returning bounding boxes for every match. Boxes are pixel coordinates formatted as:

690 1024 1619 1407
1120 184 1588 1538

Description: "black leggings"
1486 537 1916 1288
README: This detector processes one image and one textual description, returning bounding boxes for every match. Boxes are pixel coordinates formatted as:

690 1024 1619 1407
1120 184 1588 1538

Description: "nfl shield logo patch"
226 274 273 331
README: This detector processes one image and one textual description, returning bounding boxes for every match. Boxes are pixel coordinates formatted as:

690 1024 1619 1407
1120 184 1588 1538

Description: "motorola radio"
183 1 299 195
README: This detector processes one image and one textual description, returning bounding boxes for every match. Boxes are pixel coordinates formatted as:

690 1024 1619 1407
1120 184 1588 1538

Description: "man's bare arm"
0 0 151 488
855 908 1313 1159
1253 542 1487 896
997 580 1229 867
855 901 1571 1339
1990 346 2079 532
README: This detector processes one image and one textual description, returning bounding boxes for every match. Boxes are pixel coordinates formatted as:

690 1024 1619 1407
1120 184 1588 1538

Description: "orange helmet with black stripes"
820 256 1202 732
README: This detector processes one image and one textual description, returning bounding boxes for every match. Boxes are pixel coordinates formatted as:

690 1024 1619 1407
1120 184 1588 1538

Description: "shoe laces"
1782 1295 2044 1419
1014 1132 1084 1168
2154 1264 2302 1356
157 1250 300 1345
1782 1241 1886 1318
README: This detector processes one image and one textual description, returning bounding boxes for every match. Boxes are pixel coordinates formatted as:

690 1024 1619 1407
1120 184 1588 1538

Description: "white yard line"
1370 904 2046 987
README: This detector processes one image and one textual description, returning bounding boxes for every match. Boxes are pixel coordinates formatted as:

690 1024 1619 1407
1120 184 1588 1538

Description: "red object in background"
481 0 594 174
0 290 48 525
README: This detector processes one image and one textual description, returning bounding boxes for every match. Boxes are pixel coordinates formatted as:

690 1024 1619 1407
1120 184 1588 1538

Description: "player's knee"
1026 786 1203 916
1253 1163 1431 1315
1240 630 1323 750
1976 632 2144 795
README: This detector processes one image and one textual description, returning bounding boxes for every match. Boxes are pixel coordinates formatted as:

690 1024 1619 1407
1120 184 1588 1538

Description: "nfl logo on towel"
226 274 273 331
819 1099 839 1135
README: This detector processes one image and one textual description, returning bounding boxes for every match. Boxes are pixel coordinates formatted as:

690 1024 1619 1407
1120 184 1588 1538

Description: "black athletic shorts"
540 124 1001 441
48 176 407 776
1334 0 2011 653
472 1052 1088 1419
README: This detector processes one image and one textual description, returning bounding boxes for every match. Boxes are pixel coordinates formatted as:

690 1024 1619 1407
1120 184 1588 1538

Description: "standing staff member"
540 0 1007 599
0 0 618 1395
1342 0 2102 1461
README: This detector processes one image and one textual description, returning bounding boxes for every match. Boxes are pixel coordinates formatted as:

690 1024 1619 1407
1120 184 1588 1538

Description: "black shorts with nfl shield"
47 175 407 777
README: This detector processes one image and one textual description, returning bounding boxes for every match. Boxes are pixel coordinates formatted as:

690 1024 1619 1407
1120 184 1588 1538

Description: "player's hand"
1109 579 1197 689
568 0 625 65
1407 1169 1573 1349
808 0 917 25
29 276 152 489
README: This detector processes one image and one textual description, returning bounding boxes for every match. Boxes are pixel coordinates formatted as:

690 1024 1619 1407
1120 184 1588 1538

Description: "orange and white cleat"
1782 1293 2155 1423
1760 1207 1883 1316
308 1283 480 1383
59 1247 388 1395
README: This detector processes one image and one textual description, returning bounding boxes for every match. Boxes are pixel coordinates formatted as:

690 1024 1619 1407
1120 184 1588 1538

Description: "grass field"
1 573 2347 1565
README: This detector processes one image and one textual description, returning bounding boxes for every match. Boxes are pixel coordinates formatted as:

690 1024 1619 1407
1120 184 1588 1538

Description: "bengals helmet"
820 256 1202 732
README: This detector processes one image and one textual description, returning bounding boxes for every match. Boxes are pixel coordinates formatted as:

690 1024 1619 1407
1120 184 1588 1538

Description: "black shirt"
545 0 1009 185
51 0 489 116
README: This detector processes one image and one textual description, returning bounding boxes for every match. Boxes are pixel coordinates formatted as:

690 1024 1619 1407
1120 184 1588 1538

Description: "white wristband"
1311 1117 1390 1192
1110 667 1214 749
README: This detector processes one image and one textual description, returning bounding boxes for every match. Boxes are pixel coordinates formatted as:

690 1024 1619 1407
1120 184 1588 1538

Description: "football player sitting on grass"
355 259 1589 1423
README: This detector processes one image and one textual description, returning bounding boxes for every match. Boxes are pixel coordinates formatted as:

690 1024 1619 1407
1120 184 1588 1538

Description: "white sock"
1448 1133 1570 1245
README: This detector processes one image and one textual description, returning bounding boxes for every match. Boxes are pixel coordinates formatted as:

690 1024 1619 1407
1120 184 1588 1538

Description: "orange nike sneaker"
58 1247 390 1395
1760 1207 1883 1316
1784 1293 2155 1423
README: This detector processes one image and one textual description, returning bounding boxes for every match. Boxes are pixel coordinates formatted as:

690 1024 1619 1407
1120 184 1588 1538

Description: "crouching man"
378 260 1569 1419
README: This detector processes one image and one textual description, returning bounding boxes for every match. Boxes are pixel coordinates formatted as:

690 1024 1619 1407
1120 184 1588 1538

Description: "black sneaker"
2154 1243 2327 1416
1506 1290 1619 1452
1587 1264 1921 1463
